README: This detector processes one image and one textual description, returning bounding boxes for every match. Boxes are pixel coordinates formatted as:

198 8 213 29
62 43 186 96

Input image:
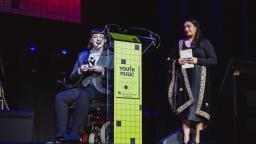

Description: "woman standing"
168 18 217 144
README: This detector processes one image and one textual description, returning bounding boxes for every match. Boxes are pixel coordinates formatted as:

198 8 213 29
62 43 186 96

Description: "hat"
90 28 105 35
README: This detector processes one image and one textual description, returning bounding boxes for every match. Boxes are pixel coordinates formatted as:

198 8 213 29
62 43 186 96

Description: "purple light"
30 47 36 51
60 48 68 55
29 44 37 52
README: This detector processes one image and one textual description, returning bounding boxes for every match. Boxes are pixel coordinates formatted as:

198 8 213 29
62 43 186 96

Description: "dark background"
0 0 256 143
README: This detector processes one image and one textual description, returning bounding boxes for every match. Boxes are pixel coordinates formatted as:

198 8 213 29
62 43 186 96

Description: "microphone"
149 31 161 49
149 31 156 46
123 27 159 48
94 41 101 50
96 41 101 45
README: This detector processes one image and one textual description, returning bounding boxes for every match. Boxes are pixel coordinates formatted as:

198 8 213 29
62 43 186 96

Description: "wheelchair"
56 79 113 144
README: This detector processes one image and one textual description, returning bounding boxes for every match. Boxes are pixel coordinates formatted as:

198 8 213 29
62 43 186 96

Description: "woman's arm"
197 39 217 65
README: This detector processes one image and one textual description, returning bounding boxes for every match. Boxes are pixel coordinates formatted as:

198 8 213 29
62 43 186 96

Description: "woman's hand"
178 57 197 65
187 57 198 64
178 58 187 65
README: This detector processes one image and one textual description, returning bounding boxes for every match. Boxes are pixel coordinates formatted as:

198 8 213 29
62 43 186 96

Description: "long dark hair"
184 18 203 48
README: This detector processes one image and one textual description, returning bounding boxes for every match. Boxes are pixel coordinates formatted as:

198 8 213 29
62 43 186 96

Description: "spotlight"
28 44 37 52
60 48 69 55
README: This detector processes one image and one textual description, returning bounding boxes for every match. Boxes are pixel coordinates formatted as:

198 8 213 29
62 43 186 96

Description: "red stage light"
0 0 81 23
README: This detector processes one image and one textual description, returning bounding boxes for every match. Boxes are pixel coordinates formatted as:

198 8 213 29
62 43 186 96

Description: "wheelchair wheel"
88 132 95 144
100 121 113 144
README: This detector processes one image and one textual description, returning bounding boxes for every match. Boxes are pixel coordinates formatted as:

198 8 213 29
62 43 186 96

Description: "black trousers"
55 85 102 135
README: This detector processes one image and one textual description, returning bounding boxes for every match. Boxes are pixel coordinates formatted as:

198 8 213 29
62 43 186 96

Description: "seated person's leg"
66 86 102 141
55 88 81 140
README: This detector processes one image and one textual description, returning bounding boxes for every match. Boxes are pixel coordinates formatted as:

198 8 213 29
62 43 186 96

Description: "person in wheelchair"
55 28 113 142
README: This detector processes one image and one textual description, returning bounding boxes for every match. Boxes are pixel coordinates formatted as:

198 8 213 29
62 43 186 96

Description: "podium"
108 33 143 144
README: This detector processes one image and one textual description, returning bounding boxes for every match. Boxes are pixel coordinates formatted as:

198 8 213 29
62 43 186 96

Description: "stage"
1 0 256 143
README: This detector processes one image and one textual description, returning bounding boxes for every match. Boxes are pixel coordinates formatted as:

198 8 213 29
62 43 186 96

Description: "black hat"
90 28 105 35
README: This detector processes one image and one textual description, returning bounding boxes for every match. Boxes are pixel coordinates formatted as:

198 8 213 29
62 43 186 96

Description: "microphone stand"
0 52 10 110
137 36 156 55
122 27 161 55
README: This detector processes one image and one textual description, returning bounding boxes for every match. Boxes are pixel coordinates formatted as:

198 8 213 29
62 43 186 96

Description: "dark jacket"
167 38 217 120
70 48 114 94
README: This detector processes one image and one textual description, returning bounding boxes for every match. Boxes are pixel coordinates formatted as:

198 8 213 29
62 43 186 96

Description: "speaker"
0 110 34 143
216 58 256 144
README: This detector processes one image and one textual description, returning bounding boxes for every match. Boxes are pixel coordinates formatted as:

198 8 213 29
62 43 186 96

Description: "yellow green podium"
110 33 142 144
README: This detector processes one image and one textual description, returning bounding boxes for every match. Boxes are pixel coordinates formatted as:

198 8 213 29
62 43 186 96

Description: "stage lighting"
28 44 37 53
60 48 69 55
